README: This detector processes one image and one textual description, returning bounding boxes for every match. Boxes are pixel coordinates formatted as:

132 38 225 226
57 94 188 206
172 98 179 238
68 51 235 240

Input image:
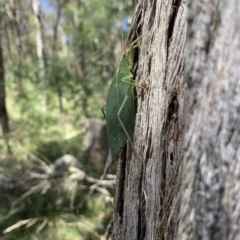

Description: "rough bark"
111 0 187 239
110 0 240 239
177 1 240 239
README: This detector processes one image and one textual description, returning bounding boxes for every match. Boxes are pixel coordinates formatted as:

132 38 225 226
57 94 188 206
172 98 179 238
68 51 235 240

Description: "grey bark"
177 1 240 240
32 0 45 77
111 0 187 239
32 0 47 109
110 0 240 239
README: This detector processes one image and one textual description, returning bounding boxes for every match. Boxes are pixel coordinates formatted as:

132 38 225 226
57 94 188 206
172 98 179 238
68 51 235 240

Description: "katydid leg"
101 105 106 118
117 88 134 150
121 75 144 89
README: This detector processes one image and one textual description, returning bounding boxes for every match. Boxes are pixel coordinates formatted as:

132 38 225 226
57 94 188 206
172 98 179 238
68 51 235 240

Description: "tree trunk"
0 10 10 136
32 0 46 109
51 1 65 135
177 1 240 239
12 0 23 90
32 0 45 76
109 0 240 239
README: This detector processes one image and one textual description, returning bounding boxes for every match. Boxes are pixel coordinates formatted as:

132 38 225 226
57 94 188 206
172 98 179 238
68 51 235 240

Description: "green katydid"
105 36 144 161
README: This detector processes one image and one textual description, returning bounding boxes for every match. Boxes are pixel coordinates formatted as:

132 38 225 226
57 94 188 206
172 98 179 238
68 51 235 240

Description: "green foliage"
35 134 84 163
0 190 113 240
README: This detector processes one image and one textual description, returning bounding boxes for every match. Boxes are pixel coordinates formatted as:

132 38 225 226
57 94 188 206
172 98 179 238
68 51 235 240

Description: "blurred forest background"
0 0 133 239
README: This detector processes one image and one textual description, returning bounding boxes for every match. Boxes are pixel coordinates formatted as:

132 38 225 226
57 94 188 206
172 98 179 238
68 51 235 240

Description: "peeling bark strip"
111 0 187 239
177 0 240 239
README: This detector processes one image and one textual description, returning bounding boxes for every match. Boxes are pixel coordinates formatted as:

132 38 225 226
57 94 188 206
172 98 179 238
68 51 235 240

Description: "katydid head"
122 34 145 58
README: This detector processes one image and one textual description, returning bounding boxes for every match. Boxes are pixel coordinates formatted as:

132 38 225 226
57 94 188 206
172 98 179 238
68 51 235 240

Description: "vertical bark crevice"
116 154 127 224
167 0 182 46
138 163 146 240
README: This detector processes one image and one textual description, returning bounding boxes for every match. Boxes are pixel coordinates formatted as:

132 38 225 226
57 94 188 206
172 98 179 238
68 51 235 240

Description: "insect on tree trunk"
108 0 240 239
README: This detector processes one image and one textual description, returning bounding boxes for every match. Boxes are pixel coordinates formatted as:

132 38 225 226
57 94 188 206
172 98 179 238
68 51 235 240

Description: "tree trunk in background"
32 0 45 75
52 1 65 135
0 11 10 136
32 0 46 109
109 0 240 239
12 0 23 90
177 1 240 239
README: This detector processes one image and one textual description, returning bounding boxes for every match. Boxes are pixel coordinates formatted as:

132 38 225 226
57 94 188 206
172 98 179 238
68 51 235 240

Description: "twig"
15 141 52 174
0 204 25 222
85 175 115 187
37 219 48 233
3 217 44 234
12 180 50 208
